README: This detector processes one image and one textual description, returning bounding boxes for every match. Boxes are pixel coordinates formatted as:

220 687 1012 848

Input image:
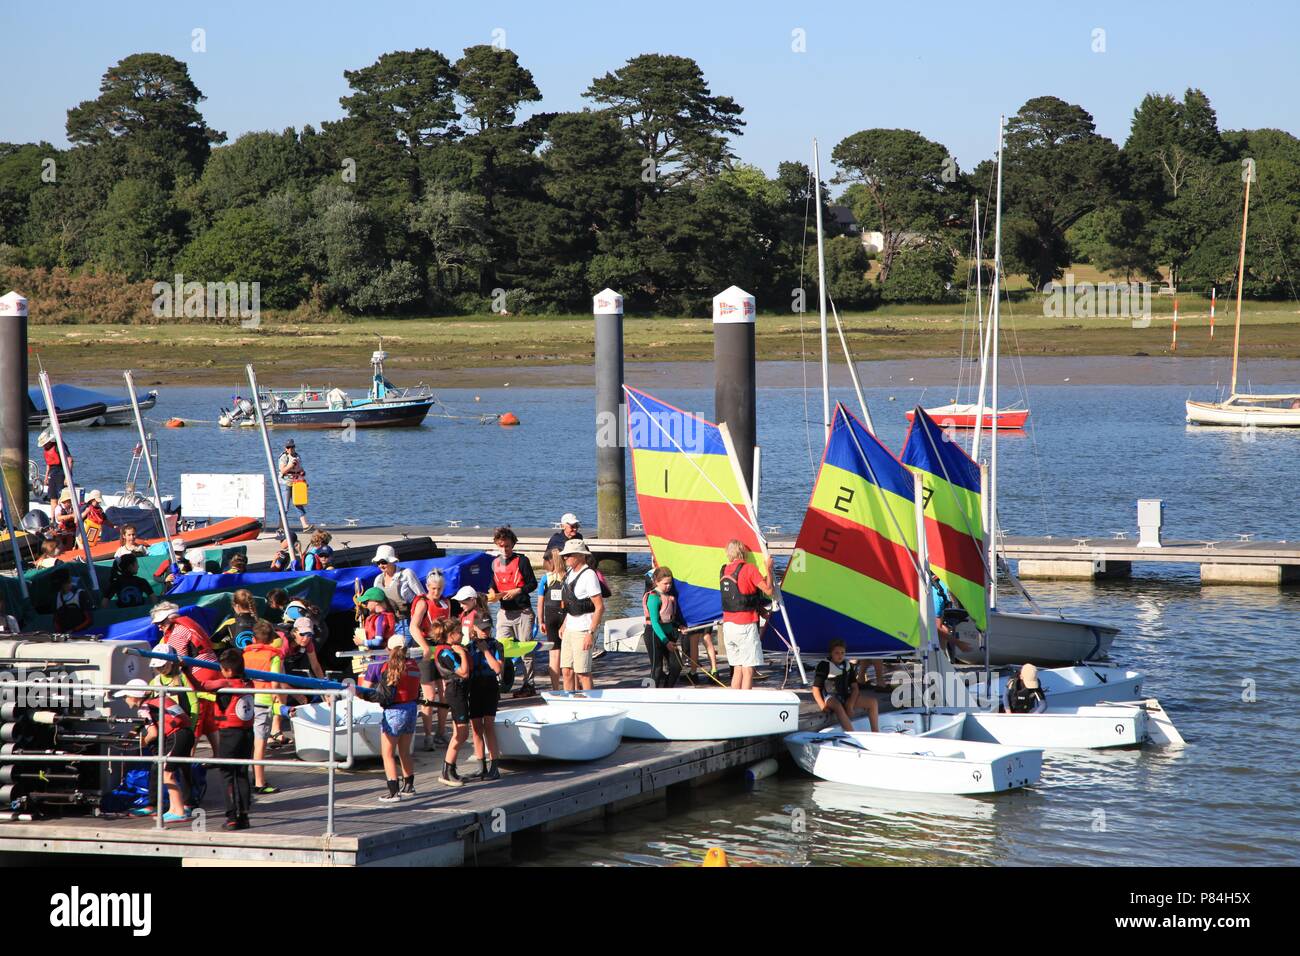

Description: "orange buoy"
498 412 520 427
701 847 728 867
164 418 186 428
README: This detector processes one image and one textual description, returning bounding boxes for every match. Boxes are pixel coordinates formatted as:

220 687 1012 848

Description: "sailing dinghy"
494 704 626 760
542 689 800 741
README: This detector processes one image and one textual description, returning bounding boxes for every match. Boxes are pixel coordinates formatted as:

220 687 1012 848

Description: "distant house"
829 204 859 234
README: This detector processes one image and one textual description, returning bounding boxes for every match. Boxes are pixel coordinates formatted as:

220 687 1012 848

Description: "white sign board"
181 473 266 519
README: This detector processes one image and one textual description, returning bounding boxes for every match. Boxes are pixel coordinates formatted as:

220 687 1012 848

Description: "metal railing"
1 680 357 837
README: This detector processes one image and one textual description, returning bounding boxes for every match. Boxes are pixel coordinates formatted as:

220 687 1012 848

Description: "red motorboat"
905 404 1030 430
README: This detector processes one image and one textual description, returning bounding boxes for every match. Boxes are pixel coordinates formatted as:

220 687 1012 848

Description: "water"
30 380 1300 866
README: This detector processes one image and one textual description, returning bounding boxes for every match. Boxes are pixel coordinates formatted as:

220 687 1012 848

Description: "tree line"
0 49 1298 321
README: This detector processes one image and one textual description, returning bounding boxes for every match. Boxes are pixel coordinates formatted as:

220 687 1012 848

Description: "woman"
361 636 422 803
371 545 425 645
535 548 566 691
456 588 504 781
35 539 63 569
355 587 396 650
433 626 472 788
410 570 452 751
38 429 70 508
80 489 116 546
644 566 683 689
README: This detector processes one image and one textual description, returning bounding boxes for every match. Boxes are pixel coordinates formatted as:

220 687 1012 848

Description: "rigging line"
915 417 985 555
956 212 981 403
798 169 816 474
1239 170 1300 389
998 279 1051 541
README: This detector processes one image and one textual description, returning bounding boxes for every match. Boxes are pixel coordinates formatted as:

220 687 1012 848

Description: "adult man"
719 539 774 691
277 439 310 530
489 526 537 644
546 513 583 556
558 539 604 691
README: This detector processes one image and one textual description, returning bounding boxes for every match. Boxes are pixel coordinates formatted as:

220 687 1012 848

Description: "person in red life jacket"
50 565 94 632
354 588 396 650
361 636 423 803
153 541 193 587
117 678 194 824
643 566 683 689
52 488 78 550
152 601 220 754
431 624 472 788
80 489 117 546
190 649 256 830
302 529 335 570
243 621 285 795
410 570 453 751
535 548 566 691
38 429 71 508
488 526 537 645
719 539 775 691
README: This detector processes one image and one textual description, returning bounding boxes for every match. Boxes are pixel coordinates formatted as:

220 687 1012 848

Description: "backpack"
719 562 765 614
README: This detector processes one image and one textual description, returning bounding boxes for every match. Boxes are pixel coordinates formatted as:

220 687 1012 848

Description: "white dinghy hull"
541 689 800 741
855 706 1148 749
494 704 627 761
291 699 385 762
953 610 1119 666
785 728 1042 795
786 711 967 775
971 665 1144 709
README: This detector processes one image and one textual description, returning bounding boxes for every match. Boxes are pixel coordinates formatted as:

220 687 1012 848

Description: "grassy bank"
27 295 1300 387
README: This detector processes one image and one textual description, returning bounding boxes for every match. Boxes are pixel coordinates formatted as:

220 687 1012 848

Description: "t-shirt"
546 530 583 555
114 544 149 559
563 566 602 633
363 659 421 706
104 573 152 608
721 561 765 626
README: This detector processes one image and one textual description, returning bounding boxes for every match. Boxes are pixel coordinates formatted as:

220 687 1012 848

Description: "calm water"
33 379 1300 866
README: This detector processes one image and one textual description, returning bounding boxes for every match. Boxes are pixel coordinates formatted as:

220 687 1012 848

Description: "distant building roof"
829 204 859 231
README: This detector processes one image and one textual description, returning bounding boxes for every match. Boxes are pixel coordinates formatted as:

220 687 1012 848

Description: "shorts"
496 608 534 642
161 726 195 760
445 680 470 724
559 631 593 673
542 614 564 649
381 701 418 736
467 676 499 720
418 656 440 684
252 706 272 741
722 621 764 668
46 467 65 501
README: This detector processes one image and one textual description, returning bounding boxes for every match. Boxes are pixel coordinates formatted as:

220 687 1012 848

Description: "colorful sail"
767 403 921 656
901 406 987 630
624 386 763 627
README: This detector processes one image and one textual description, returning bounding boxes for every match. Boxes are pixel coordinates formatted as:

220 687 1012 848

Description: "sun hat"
387 635 406 650
360 586 387 603
372 544 398 565
148 642 176 669
451 585 478 602
560 538 592 557
86 489 103 503
560 512 580 527
150 601 180 623
1019 663 1040 689
37 428 54 447
114 678 150 699
59 488 72 502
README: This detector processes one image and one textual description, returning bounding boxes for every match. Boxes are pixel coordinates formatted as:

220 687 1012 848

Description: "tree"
880 244 956 302
65 53 224 183
175 205 305 308
1067 203 1160 282
823 235 878 309
585 54 744 187
831 129 965 282
993 96 1125 289
189 130 313 228
454 45 540 132
0 143 54 249
340 49 460 155
407 186 489 300
88 178 181 279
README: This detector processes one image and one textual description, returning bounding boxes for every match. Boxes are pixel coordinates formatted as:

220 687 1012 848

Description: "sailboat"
1185 171 1300 425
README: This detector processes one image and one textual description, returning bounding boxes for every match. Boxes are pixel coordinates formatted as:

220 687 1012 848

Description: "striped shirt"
165 615 217 663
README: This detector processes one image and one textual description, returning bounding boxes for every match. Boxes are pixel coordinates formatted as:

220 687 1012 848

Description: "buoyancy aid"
469 637 503 679
642 589 677 624
432 643 466 682
1005 677 1047 714
719 561 764 613
144 697 193 737
821 658 855 700
242 643 285 706
492 553 526 592
150 671 199 723
196 674 255 728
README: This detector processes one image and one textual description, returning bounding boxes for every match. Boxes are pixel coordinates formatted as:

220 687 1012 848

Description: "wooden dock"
238 524 1300 586
0 652 827 867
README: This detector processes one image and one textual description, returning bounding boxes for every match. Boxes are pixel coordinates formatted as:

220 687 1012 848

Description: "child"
242 621 285 793
190 649 255 830
51 565 93 632
643 566 683 689
117 678 193 824
223 553 248 575
264 588 290 624
213 589 259 653
361 636 422 803
458 591 503 781
80 489 116 546
52 488 78 550
303 530 335 570
813 639 878 733
102 553 153 609
35 539 63 568
433 626 471 788
356 587 396 650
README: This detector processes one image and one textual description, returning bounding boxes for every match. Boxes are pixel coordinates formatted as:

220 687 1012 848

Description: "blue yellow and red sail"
624 386 763 627
900 406 987 630
766 403 922 656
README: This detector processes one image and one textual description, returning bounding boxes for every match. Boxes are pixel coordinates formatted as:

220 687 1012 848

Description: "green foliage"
88 178 181 280
823 235 879 309
175 206 305 308
881 244 956 303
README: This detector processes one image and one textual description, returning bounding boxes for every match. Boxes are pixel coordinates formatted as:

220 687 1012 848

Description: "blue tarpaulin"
164 551 494 614
27 384 139 413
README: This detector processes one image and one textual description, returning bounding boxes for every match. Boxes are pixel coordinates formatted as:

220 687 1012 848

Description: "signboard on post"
181 473 266 519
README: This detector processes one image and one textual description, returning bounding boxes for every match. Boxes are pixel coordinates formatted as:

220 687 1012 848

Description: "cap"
1020 663 1040 689
372 544 398 564
148 642 175 668
150 602 180 623
292 616 316 634
387 635 406 650
284 599 308 621
360 587 387 603
284 439 296 447
114 678 150 699
452 585 478 602
560 513 580 527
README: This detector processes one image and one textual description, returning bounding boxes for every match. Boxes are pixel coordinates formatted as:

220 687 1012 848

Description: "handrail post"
155 684 167 829
325 693 337 838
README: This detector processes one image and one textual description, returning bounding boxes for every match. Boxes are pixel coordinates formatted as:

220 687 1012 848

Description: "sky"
3 0 1298 180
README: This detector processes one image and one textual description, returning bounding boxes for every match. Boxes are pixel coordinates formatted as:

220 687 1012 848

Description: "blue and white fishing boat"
219 348 434 429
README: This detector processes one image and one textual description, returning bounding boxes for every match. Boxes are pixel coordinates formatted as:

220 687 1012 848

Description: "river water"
31 375 1300 866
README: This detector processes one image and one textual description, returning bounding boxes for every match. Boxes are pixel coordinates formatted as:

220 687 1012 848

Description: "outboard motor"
21 510 50 535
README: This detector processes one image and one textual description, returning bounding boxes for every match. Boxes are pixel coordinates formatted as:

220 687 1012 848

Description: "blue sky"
4 0 1297 180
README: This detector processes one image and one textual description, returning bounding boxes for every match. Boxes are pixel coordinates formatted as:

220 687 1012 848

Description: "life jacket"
561 566 607 617
371 658 421 705
432 643 465 682
820 658 855 700
303 546 333 571
642 588 677 625
144 697 193 737
150 671 199 723
1005 677 1047 714
242 644 284 706
200 676 255 729
719 561 764 613
492 554 526 592
470 638 503 679
54 501 77 531
83 502 108 531
411 595 450 629
168 616 216 661
53 588 92 632
364 610 396 644
215 612 258 651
